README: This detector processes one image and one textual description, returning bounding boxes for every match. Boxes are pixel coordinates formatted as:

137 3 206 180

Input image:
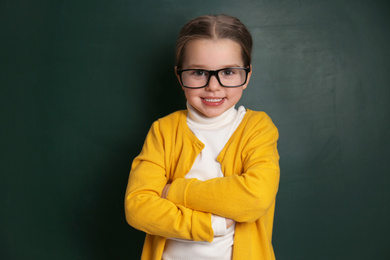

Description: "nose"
205 75 222 91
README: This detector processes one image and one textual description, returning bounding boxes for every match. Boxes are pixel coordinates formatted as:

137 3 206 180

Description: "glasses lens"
218 68 247 87
181 70 209 88
181 68 247 88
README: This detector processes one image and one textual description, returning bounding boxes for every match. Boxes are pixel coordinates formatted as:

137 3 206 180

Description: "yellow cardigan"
125 109 280 260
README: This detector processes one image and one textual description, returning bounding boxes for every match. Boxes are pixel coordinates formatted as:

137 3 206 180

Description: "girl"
125 14 280 260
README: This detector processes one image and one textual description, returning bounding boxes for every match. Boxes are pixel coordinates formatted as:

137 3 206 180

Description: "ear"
175 66 180 80
242 65 252 90
175 66 185 90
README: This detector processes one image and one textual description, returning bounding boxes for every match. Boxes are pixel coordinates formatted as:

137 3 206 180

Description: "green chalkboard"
1 1 389 259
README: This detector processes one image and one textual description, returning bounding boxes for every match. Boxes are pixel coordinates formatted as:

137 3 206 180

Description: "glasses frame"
177 67 251 89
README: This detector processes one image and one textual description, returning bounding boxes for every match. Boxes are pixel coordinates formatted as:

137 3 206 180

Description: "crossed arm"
125 116 279 242
161 183 235 229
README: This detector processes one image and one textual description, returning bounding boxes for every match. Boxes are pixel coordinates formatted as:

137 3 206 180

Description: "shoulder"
155 110 187 127
236 109 279 144
158 110 187 122
243 109 277 130
148 110 187 135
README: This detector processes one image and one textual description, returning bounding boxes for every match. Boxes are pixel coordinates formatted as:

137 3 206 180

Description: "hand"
226 218 234 229
161 183 171 199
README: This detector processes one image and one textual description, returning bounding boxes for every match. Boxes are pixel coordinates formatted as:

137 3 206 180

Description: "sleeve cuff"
166 178 196 207
191 211 214 242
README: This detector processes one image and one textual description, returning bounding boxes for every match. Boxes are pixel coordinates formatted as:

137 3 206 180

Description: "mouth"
201 97 226 106
202 98 224 102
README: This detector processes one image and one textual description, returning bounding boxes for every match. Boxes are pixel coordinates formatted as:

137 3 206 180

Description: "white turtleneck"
162 103 246 260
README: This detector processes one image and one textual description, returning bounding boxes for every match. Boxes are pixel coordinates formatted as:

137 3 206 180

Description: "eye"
221 69 235 76
192 70 207 77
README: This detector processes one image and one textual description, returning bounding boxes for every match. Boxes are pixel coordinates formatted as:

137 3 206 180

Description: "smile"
203 98 224 102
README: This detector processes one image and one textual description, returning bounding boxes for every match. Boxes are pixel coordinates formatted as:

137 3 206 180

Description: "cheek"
183 89 199 99
183 90 195 102
228 88 244 99
183 91 190 100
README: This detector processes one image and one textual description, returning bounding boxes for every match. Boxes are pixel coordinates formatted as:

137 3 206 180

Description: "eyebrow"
185 64 243 69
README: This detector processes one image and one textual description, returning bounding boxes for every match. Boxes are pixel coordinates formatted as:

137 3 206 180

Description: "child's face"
177 39 251 118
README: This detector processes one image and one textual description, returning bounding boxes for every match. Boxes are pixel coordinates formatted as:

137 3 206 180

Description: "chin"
202 109 225 118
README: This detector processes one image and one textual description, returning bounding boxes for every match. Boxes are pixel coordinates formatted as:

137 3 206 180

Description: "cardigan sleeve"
167 112 280 223
125 120 214 242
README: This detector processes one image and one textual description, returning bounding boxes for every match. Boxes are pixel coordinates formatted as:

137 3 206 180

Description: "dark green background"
1 0 389 259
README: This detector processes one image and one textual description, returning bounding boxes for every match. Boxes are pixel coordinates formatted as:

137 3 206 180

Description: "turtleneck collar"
186 102 238 130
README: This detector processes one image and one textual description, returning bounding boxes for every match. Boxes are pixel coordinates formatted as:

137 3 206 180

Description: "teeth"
204 98 223 102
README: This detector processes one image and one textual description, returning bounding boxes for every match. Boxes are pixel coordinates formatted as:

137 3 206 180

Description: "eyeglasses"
177 67 250 89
